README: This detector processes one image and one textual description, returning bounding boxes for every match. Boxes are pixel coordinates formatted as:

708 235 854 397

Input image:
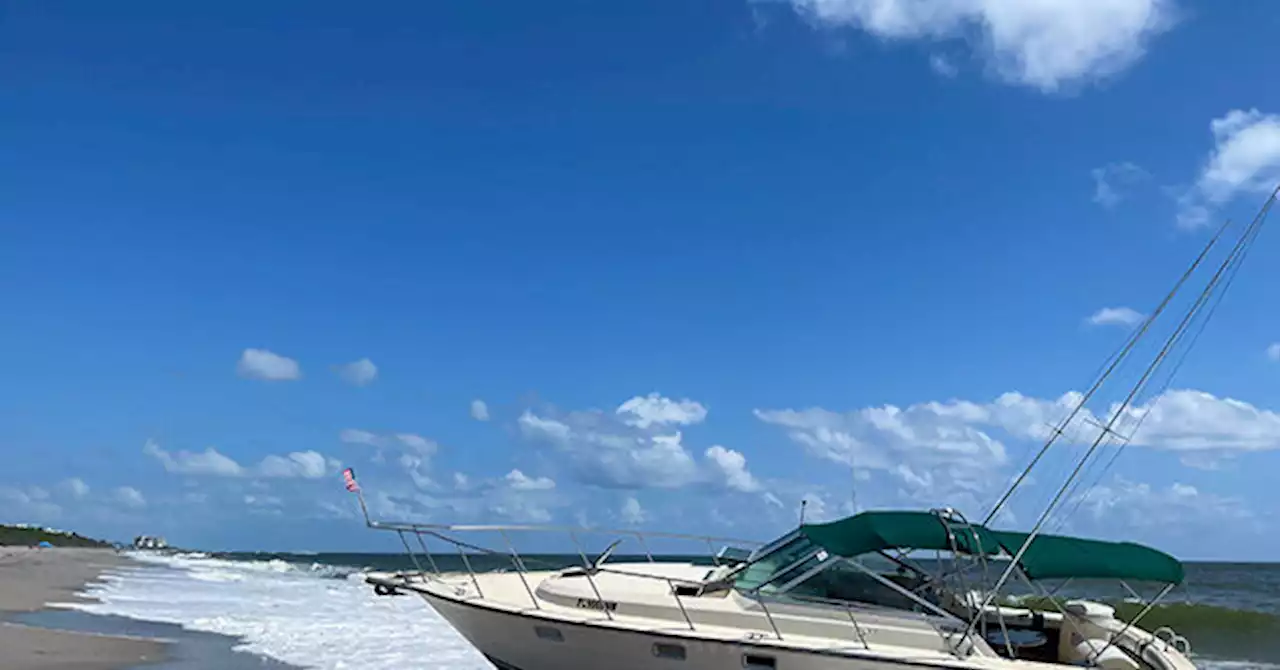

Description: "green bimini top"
797 510 1184 585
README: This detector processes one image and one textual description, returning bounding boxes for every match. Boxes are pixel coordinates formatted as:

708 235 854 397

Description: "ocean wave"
65 551 490 669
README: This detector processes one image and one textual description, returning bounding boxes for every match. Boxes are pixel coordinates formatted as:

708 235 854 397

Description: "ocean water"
57 551 1280 670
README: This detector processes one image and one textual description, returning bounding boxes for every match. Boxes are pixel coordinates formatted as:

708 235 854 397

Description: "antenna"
799 499 808 526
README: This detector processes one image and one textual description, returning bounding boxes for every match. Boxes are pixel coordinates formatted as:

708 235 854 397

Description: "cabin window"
743 654 776 668
652 643 686 660
673 584 700 597
534 626 564 642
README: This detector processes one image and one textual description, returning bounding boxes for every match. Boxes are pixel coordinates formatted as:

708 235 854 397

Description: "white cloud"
928 53 957 77
1112 389 1280 453
704 445 762 492
113 486 147 509
244 494 283 507
1267 343 1280 362
144 440 245 476
1091 162 1148 208
144 440 337 479
1198 109 1280 204
453 472 470 490
620 497 648 525
518 409 700 489
504 469 557 491
0 486 61 521
339 429 380 446
516 394 764 493
1178 109 1280 229
616 393 708 428
759 388 1280 515
470 399 490 422
334 358 378 386
236 348 301 381
339 429 437 460
1087 306 1145 327
783 0 1176 92
257 451 330 479
1070 476 1252 533
60 478 90 500
394 433 437 456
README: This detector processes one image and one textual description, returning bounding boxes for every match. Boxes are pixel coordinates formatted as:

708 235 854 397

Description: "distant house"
133 535 169 550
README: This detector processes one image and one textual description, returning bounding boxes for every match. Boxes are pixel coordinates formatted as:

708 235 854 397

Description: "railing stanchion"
756 595 784 641
844 605 870 649
500 530 541 610
667 578 696 630
414 531 441 576
635 532 655 563
570 531 614 621
396 530 425 578
456 544 485 599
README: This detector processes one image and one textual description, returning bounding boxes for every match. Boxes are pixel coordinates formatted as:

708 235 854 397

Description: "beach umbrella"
36 541 53 548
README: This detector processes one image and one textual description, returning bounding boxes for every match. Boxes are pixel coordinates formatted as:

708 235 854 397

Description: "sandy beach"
0 547 167 669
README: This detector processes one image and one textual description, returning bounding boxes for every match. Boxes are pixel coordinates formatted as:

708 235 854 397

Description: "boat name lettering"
575 597 618 612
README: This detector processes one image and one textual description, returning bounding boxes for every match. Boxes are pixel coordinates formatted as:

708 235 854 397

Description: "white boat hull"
421 588 961 670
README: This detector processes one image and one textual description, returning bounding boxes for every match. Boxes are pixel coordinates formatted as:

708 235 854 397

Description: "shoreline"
0 546 168 669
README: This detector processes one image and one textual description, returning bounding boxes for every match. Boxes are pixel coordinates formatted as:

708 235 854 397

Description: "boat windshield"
733 535 938 612
733 533 823 592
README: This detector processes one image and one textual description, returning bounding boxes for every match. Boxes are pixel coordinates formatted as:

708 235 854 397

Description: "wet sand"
0 546 168 669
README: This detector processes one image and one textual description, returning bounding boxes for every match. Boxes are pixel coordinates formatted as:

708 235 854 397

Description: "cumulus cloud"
257 451 330 479
374 466 564 525
340 429 436 456
60 478 90 500
236 348 301 381
0 486 61 521
334 358 377 386
1267 343 1280 362
144 440 244 476
1069 476 1252 537
620 497 648 525
470 399 490 422
1178 109 1280 229
519 407 702 489
113 486 147 509
504 469 557 491
518 393 760 494
1091 162 1149 208
928 53 957 77
782 0 1176 92
144 440 337 479
1087 306 1145 327
1198 110 1280 203
616 393 708 428
704 445 762 492
759 387 1280 516
339 429 380 446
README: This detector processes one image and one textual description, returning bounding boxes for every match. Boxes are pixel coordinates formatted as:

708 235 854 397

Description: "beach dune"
0 547 166 669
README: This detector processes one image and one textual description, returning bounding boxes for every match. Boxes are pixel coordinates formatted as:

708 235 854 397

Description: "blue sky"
3 0 1280 559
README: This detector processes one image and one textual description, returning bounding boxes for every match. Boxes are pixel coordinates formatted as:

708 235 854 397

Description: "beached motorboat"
363 508 1195 670
354 187 1277 669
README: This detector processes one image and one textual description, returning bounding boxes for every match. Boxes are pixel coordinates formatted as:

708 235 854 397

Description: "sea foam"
60 552 491 669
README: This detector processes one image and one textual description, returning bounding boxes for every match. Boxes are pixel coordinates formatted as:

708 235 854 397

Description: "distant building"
133 535 168 550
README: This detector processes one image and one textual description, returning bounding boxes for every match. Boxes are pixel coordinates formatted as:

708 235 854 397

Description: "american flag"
342 467 360 493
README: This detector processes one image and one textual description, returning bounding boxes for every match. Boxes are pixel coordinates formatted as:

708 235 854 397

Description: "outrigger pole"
964 185 1280 650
